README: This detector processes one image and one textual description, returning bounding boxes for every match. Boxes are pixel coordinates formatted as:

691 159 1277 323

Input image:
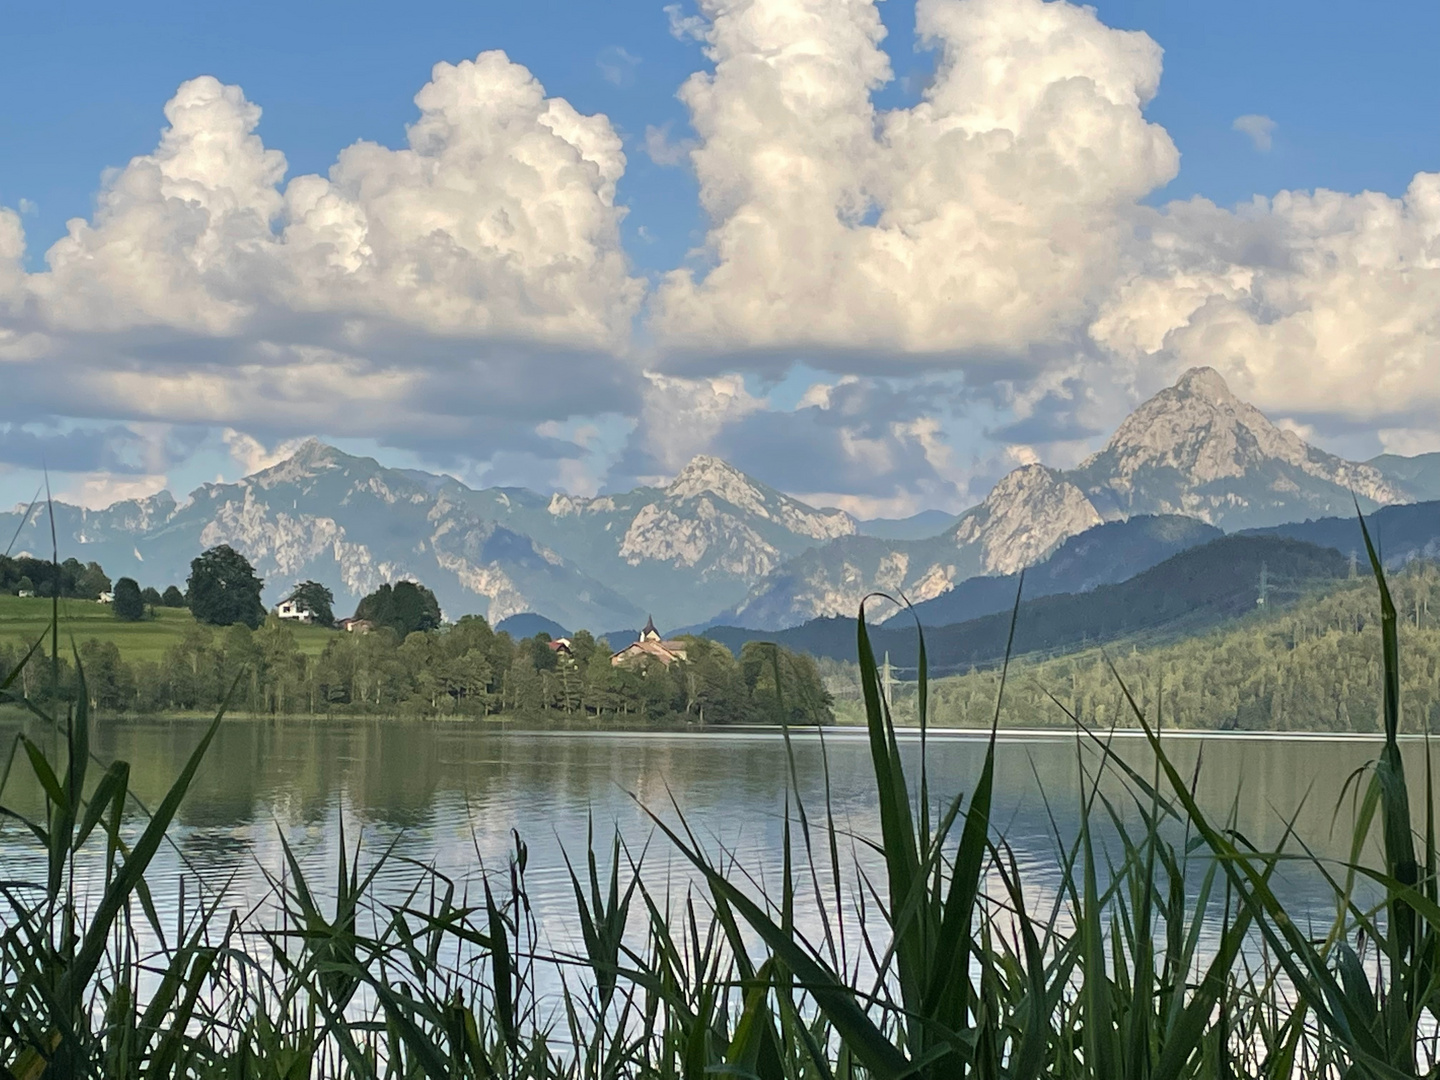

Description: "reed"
2 517 1439 1077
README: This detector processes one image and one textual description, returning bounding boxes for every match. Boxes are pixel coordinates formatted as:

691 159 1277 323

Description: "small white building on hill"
276 598 314 623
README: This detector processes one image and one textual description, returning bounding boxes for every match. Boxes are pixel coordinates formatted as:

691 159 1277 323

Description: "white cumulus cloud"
1093 174 1440 425
222 429 316 475
626 372 765 478
5 0 1440 510
0 56 646 454
649 0 1178 361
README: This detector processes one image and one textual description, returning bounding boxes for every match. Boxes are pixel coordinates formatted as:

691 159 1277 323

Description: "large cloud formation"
0 55 644 451
647 0 1440 464
650 0 1178 358
1 0 1439 509
1094 178 1440 441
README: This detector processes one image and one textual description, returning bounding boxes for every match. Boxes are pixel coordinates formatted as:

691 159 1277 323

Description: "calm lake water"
0 718 1414 961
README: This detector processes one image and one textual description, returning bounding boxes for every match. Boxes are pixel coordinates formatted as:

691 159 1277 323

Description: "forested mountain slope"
706 535 1347 675
922 560 1440 733
892 514 1220 628
1246 500 1440 566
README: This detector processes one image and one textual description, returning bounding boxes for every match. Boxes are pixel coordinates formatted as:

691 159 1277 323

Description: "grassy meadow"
0 593 339 664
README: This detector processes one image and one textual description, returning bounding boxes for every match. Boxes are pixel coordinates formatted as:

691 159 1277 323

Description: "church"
610 615 689 668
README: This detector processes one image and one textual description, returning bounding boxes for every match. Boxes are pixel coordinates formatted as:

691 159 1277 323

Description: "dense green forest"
895 559 1440 731
0 616 833 724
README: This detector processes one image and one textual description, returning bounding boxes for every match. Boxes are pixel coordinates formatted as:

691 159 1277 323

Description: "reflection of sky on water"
0 720 1406 1002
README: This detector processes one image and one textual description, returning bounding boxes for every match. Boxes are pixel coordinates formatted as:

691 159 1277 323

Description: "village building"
337 617 375 633
610 616 688 668
276 597 314 623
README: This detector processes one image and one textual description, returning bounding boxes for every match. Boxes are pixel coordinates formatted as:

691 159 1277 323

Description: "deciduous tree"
187 545 266 629
356 580 442 636
112 577 145 622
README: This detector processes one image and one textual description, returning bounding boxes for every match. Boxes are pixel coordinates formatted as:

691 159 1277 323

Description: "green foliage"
73 560 111 600
355 580 441 636
921 559 1440 731
111 577 144 621
1 554 110 599
187 544 266 629
2 600 829 721
160 585 186 608
739 640 833 725
140 586 162 607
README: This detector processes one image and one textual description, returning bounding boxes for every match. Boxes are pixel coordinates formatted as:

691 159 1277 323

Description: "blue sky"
1 0 1438 515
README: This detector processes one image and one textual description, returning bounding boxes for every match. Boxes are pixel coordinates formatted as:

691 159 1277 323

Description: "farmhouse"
610 616 688 668
276 597 315 623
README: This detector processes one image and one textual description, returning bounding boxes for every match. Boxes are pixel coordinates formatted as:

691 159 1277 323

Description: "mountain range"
699 496 1440 679
717 367 1423 629
3 367 1437 632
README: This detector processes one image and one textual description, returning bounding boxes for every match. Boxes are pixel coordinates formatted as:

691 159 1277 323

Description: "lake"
0 717 1408 965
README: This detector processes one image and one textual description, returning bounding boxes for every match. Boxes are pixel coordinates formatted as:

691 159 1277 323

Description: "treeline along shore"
0 542 832 723
0 614 833 724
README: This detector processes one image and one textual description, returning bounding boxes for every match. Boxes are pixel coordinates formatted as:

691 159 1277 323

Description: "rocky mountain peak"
1074 366 1404 522
666 455 760 504
1098 366 1296 477
250 440 352 489
954 464 1102 574
1172 365 1236 403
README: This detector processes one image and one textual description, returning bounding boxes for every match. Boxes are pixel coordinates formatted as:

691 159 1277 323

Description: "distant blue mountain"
495 612 571 640
1245 499 1440 565
705 535 1347 674
1369 453 1440 502
854 509 959 541
896 514 1221 628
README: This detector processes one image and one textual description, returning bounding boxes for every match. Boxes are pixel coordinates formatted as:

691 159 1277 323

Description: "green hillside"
0 595 337 664
904 559 1440 732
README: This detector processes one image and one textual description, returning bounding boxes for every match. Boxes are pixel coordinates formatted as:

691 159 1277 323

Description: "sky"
1 0 1438 518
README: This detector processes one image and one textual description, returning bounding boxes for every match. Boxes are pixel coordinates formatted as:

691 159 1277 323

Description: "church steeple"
640 615 660 642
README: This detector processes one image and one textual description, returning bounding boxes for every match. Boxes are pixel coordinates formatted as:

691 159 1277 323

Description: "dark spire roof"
642 614 658 637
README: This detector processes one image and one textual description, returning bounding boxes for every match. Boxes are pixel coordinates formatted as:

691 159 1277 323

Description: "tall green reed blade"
1109 661 1420 1079
1356 509 1421 1026
56 675 235 1008
561 820 638 1017
855 593 937 1061
44 474 58 696
638 802 912 1079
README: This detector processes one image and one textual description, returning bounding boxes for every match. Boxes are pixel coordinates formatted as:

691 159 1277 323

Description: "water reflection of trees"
9 719 1390 900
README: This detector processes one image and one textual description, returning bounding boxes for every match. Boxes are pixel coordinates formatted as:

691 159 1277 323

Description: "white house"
98 591 115 604
276 598 314 623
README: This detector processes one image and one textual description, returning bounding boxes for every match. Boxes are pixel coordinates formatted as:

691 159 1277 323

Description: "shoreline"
0 707 1408 741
